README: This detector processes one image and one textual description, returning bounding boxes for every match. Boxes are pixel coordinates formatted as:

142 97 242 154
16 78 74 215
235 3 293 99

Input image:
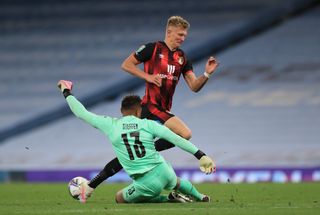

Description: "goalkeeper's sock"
154 139 175 151
177 179 204 201
88 157 123 189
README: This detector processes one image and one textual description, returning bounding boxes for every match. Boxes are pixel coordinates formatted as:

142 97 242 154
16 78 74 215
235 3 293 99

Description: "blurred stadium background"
0 0 319 183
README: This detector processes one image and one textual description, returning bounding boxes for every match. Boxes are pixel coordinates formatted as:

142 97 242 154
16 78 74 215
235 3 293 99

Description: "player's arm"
121 43 162 87
149 121 216 174
57 80 108 130
184 56 219 92
121 54 148 80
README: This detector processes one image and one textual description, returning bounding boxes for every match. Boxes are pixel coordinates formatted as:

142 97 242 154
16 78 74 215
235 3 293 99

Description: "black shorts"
141 103 175 124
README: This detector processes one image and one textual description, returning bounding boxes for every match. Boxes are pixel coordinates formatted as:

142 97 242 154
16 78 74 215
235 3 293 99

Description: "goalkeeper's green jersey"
66 96 199 177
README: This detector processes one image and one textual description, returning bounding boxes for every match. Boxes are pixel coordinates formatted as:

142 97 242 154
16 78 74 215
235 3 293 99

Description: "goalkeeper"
58 80 215 203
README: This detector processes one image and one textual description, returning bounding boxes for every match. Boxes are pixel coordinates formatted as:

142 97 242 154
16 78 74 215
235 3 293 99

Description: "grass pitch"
0 183 319 215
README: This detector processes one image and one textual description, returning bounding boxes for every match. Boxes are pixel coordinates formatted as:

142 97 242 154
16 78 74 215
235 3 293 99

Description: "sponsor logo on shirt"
158 73 179 81
167 64 175 75
157 64 178 80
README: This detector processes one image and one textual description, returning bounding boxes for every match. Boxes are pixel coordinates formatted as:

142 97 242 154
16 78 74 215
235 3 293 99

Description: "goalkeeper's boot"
168 191 193 203
79 182 94 203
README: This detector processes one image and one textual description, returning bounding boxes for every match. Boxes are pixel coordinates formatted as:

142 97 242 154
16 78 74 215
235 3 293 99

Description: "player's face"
166 26 188 50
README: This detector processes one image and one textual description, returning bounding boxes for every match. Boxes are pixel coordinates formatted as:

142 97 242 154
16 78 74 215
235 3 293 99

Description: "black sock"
154 139 175 152
88 157 123 189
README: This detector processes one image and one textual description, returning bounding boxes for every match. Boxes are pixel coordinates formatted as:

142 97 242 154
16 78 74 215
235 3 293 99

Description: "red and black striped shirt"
134 41 193 111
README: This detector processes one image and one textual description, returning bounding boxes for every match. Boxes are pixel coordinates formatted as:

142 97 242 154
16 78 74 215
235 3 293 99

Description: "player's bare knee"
115 190 126 203
182 129 192 140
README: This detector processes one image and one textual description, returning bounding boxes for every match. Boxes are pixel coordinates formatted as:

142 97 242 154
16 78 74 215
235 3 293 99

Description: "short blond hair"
166 16 190 30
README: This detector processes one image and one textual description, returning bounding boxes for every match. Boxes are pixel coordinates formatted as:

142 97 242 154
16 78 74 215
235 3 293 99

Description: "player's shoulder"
102 115 117 119
140 118 153 125
142 118 163 129
102 116 119 124
142 42 156 49
141 118 153 125
176 47 186 56
129 117 156 131
134 42 156 60
155 41 163 45
156 41 170 49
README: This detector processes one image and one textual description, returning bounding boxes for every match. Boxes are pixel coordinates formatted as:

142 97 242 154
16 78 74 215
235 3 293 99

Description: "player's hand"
199 156 216 174
205 56 219 75
57 80 73 92
146 74 162 87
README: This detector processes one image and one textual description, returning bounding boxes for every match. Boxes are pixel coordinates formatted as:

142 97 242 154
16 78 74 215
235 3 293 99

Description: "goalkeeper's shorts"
122 161 177 203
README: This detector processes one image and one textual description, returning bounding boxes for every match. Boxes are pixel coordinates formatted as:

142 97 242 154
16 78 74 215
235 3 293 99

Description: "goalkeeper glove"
57 80 73 92
57 80 73 98
199 156 216 174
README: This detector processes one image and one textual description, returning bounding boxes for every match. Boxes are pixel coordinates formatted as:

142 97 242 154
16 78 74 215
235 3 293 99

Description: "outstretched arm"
184 56 219 92
150 121 216 174
57 80 109 130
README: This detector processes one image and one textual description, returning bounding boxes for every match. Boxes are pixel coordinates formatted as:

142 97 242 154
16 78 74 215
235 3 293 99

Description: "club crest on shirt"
178 57 184 65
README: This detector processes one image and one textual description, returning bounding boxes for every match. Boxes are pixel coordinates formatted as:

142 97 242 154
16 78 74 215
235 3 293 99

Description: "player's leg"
88 157 123 189
161 161 194 203
141 104 191 151
117 169 164 203
116 187 168 203
155 115 192 151
163 161 209 202
118 162 177 203
164 116 192 139
175 177 210 202
115 189 127 203
79 157 123 202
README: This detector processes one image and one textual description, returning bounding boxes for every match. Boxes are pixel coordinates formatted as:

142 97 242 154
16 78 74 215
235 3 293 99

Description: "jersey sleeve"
134 42 156 62
147 120 199 154
66 95 112 131
182 58 194 76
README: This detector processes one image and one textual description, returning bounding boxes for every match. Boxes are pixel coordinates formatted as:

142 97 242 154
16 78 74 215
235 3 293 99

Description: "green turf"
0 183 319 215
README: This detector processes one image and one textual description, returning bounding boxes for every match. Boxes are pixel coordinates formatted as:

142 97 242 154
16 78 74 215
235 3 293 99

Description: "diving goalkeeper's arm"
149 121 216 174
57 80 108 130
